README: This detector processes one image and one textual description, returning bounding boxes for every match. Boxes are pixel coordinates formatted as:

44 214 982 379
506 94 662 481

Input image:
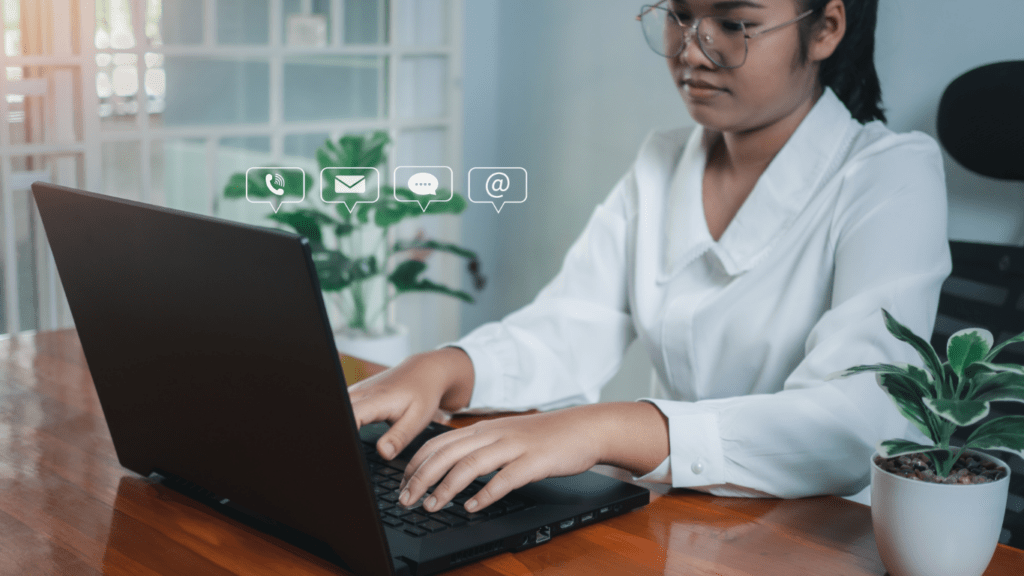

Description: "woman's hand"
399 402 670 514
349 347 474 460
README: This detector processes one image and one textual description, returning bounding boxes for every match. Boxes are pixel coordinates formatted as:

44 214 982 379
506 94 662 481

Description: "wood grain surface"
2 329 1021 575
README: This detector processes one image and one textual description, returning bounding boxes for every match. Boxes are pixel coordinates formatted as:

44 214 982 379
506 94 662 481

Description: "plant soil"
875 452 1009 484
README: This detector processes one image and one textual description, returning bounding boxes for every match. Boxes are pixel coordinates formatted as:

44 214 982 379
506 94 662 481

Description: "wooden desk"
2 329 1021 575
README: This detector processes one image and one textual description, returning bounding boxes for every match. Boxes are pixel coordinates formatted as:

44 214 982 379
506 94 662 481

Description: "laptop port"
581 512 595 523
535 526 551 544
599 506 610 515
559 518 575 530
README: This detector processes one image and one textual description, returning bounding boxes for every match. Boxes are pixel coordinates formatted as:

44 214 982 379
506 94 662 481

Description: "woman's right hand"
348 347 475 461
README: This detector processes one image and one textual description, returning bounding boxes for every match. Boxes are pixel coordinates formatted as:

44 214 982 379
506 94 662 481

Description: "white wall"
461 0 1024 402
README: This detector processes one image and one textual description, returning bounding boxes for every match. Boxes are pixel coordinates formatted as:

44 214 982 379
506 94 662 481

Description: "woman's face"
665 0 825 134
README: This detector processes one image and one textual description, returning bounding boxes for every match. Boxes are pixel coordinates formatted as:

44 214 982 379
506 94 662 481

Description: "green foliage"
221 130 483 334
831 312 1024 478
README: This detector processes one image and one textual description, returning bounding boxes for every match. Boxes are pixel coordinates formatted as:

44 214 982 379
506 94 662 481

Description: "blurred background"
2 0 1023 401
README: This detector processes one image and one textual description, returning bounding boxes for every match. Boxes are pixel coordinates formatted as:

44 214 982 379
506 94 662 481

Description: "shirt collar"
711 88 859 275
649 88 860 279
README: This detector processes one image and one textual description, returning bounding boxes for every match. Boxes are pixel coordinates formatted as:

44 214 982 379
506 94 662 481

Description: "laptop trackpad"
516 472 626 505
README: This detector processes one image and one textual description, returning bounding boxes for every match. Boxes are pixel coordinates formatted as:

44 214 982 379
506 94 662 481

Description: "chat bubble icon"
468 167 527 213
245 167 306 213
394 166 453 212
408 172 438 195
321 167 380 213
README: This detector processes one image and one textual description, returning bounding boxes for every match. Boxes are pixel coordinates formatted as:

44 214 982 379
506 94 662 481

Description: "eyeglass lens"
640 7 749 69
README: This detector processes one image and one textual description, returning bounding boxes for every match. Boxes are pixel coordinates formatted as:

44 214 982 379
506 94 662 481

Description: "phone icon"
266 173 286 196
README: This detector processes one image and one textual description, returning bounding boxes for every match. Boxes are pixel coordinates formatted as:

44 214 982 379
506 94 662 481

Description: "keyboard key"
406 513 429 525
381 516 404 528
381 491 400 503
377 501 394 512
382 479 401 490
431 511 467 527
403 526 427 537
386 508 411 518
421 520 447 533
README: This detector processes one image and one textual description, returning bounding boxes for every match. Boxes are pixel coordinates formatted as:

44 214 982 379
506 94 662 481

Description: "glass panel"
395 128 445 168
157 0 203 45
152 138 208 213
345 0 387 45
397 56 446 118
283 0 330 48
97 0 136 50
283 56 385 121
162 57 270 125
215 136 273 225
393 0 446 46
217 0 269 45
4 0 20 56
101 140 143 200
284 132 330 160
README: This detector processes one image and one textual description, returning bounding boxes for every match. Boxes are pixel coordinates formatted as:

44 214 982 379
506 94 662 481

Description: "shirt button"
691 460 704 475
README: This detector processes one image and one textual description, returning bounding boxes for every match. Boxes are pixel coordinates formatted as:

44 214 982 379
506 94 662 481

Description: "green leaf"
983 330 1024 363
392 239 479 260
876 439 943 459
877 373 936 442
963 415 1024 454
388 260 475 303
311 250 379 291
224 172 247 198
970 371 1024 403
947 328 993 379
922 397 991 427
881 309 948 396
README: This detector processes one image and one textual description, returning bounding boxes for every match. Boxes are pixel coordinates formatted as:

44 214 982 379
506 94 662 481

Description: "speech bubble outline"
468 167 528 213
320 167 380 213
245 167 306 213
394 166 454 212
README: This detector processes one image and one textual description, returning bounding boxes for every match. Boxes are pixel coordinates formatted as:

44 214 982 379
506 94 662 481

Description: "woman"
350 0 950 513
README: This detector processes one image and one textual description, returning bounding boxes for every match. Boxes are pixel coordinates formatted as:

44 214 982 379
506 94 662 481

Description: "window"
0 0 464 349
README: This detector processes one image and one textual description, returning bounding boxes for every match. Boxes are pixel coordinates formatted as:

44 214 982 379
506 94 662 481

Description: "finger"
377 403 436 461
400 432 497 506
412 441 517 512
464 458 538 513
401 428 471 489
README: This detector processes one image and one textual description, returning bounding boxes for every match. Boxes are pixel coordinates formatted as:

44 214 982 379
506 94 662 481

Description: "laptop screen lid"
32 182 397 576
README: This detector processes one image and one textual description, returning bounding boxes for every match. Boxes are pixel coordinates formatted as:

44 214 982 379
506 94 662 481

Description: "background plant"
223 131 485 336
831 309 1024 478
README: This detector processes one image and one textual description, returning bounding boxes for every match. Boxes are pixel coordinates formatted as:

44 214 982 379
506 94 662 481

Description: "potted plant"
222 131 485 365
830 309 1023 576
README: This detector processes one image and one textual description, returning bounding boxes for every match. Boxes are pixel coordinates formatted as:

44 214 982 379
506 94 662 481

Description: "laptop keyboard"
362 441 532 538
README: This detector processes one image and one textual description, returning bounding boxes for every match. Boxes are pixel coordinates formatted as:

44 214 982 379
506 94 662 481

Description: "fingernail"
399 478 407 492
400 490 410 505
381 442 395 459
466 499 478 512
425 496 437 510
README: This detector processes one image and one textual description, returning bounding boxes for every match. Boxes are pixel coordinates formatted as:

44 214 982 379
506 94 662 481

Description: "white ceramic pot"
332 325 411 367
870 449 1010 576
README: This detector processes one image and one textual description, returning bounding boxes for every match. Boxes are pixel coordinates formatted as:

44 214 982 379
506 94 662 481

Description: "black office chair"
932 60 1024 551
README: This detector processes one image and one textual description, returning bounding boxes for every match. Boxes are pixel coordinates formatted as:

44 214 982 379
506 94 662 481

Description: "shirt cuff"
438 340 523 413
633 456 672 483
640 398 727 488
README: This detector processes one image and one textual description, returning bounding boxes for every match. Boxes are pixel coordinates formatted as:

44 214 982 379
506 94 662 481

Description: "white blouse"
453 88 952 506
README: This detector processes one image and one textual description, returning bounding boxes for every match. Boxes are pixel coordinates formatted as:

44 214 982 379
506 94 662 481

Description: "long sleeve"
454 172 638 412
641 132 952 502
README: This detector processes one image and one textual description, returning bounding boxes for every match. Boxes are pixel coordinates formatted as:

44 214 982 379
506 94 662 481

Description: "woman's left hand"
398 401 670 514
398 408 603 514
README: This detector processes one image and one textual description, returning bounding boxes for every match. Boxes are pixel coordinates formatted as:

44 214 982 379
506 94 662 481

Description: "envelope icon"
335 174 366 194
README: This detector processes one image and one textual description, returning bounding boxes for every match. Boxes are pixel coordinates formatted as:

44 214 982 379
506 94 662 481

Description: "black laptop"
31 182 650 576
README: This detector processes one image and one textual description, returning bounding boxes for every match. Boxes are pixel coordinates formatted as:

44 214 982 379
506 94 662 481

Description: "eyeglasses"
637 2 813 69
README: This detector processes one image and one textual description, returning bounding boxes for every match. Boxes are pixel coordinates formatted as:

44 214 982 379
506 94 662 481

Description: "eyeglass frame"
636 1 814 69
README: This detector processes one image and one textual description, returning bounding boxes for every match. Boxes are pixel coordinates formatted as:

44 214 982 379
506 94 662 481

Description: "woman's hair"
798 0 886 124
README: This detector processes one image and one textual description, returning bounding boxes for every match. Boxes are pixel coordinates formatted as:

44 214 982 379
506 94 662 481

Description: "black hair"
798 0 886 124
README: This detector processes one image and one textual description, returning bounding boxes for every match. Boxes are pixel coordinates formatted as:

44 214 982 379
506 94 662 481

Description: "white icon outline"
468 167 528 213
245 167 306 213
394 166 454 212
320 167 380 212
